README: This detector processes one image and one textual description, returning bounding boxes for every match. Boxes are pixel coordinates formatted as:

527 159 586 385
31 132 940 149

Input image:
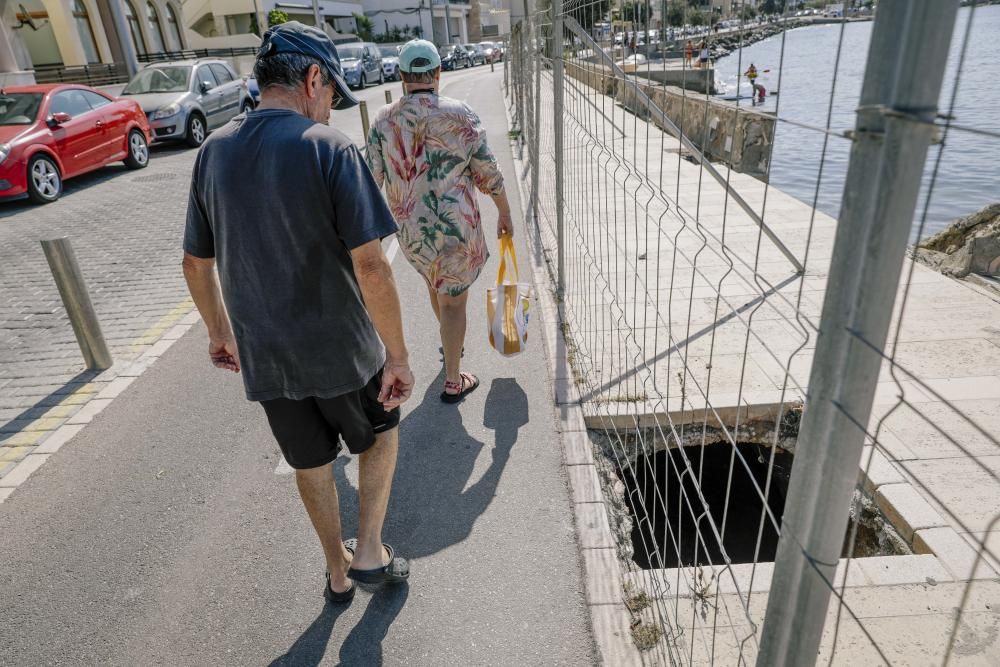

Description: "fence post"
359 101 370 139
757 2 961 665
40 238 113 371
552 0 565 294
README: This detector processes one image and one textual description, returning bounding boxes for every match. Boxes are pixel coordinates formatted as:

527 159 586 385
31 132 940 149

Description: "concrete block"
858 445 905 494
180 310 201 326
161 324 189 340
562 430 594 466
118 358 155 377
589 603 644 667
555 375 582 405
833 560 872 589
33 424 85 454
138 338 176 360
568 464 604 504
0 454 50 487
556 401 589 433
0 487 13 502
66 399 113 425
574 502 616 549
95 376 136 400
875 483 948 543
913 527 1000 581
582 547 622 605
856 554 952 586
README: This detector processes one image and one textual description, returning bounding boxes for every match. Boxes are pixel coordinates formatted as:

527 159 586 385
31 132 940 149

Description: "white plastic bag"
487 235 531 357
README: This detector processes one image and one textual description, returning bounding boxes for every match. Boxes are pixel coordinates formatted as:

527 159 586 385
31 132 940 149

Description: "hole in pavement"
618 442 910 569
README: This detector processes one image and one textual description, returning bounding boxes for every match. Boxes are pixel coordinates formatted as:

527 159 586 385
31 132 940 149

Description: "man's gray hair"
401 65 440 85
254 52 332 91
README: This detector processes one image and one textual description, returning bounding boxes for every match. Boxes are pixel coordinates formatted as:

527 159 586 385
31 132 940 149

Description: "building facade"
0 0 194 84
184 0 362 39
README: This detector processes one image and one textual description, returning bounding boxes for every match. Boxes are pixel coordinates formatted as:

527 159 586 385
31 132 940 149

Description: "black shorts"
260 369 400 470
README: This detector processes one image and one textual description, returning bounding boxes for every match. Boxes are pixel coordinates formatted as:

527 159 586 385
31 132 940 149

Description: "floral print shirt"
366 92 505 296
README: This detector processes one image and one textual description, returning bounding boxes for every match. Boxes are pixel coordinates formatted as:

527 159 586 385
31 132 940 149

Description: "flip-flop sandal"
346 543 410 586
440 372 479 404
324 571 356 604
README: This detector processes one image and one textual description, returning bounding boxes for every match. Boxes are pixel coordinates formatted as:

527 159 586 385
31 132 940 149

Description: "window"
50 90 95 117
195 65 219 91
209 64 233 84
146 2 166 53
165 4 183 50
124 0 147 55
80 90 111 109
0 93 43 125
72 0 100 64
122 66 190 94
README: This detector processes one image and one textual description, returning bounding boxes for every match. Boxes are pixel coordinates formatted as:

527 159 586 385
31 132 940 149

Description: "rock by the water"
913 203 1000 279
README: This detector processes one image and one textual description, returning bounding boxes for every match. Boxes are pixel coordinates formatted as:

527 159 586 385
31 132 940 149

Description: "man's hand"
378 360 414 410
209 335 240 373
497 210 514 238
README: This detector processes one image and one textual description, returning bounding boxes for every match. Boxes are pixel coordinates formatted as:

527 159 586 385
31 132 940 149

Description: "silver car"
379 45 400 82
120 59 253 148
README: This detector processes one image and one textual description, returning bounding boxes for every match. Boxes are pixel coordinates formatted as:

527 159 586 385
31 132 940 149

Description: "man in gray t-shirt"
183 22 413 602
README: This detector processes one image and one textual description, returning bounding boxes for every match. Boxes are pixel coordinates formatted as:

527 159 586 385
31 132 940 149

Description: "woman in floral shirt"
366 39 514 403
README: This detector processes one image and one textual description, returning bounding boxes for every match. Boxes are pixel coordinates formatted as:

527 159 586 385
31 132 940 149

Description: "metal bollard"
40 237 112 370
359 100 370 138
491 59 495 73
385 90 392 104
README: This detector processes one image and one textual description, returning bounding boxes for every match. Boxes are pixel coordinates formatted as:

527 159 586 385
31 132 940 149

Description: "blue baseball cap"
399 39 441 74
256 21 359 110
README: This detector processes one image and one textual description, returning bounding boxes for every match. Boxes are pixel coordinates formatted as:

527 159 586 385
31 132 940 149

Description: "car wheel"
360 73 367 88
123 129 149 170
186 113 206 148
379 70 385 85
26 154 62 204
240 99 252 114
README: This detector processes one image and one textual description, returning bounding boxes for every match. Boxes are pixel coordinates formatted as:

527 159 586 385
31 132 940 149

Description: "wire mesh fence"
508 1 1000 664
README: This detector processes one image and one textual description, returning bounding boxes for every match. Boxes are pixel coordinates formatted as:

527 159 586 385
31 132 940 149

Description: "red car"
0 84 152 204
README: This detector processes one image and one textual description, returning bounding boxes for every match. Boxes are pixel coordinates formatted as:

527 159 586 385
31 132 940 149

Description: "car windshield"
378 46 397 58
0 93 42 125
480 42 495 49
339 46 364 60
438 46 457 56
122 67 191 94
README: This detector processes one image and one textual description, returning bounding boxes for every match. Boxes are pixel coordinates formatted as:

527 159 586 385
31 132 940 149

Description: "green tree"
621 1 649 24
569 0 610 31
689 11 706 26
760 0 786 13
353 13 375 41
267 9 288 27
666 4 687 27
741 6 757 20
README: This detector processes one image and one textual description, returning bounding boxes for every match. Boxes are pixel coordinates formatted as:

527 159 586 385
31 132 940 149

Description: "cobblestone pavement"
0 144 199 480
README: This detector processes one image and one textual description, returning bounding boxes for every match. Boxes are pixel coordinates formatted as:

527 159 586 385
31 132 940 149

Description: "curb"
0 308 202 501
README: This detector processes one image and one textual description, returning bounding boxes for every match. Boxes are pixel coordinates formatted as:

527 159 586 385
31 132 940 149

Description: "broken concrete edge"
0 311 201 502
504 105 652 664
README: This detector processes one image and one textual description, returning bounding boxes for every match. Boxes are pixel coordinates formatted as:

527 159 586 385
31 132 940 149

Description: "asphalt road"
0 67 597 665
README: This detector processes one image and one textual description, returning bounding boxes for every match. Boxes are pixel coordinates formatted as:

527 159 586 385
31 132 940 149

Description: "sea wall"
565 61 775 180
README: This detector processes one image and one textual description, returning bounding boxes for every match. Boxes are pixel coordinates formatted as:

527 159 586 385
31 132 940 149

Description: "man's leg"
295 465 353 592
438 290 469 386
351 427 400 570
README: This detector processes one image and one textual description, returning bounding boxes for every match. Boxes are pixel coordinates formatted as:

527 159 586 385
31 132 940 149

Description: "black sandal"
324 572 356 604
440 372 479 404
346 543 410 585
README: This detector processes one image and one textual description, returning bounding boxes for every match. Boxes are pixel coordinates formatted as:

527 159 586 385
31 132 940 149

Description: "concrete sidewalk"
0 69 597 665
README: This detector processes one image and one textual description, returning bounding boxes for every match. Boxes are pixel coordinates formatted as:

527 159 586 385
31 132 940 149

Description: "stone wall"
565 61 775 181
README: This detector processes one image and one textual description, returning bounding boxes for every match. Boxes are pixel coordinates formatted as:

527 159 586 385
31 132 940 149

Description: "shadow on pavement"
338 584 410 666
334 373 528 559
268 602 350 667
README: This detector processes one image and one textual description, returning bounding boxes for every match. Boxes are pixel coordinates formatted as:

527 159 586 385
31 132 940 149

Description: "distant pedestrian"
366 39 514 403
684 40 694 67
629 31 637 55
698 40 710 68
182 22 413 605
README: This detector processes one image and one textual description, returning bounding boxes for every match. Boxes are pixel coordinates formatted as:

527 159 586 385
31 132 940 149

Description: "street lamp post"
312 0 322 28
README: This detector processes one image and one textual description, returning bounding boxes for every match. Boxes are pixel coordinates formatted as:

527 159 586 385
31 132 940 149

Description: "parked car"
120 59 252 148
464 44 487 66
244 75 259 107
0 84 150 204
379 45 401 81
339 43 385 88
439 44 472 70
478 41 502 63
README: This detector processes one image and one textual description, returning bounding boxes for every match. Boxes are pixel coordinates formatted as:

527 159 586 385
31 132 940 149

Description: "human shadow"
337 583 410 666
333 372 528 559
268 601 350 667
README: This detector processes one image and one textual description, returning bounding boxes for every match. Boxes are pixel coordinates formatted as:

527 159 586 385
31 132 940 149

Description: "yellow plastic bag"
487 235 531 357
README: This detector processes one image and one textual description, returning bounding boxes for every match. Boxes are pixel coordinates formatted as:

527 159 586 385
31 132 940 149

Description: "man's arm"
467 110 514 238
490 190 514 238
350 239 414 409
182 253 240 372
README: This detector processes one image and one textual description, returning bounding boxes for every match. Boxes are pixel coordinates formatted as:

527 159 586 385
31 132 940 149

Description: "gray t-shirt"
184 109 398 402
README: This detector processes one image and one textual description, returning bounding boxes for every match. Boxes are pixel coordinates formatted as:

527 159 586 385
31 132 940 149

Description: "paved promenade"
0 69 596 664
